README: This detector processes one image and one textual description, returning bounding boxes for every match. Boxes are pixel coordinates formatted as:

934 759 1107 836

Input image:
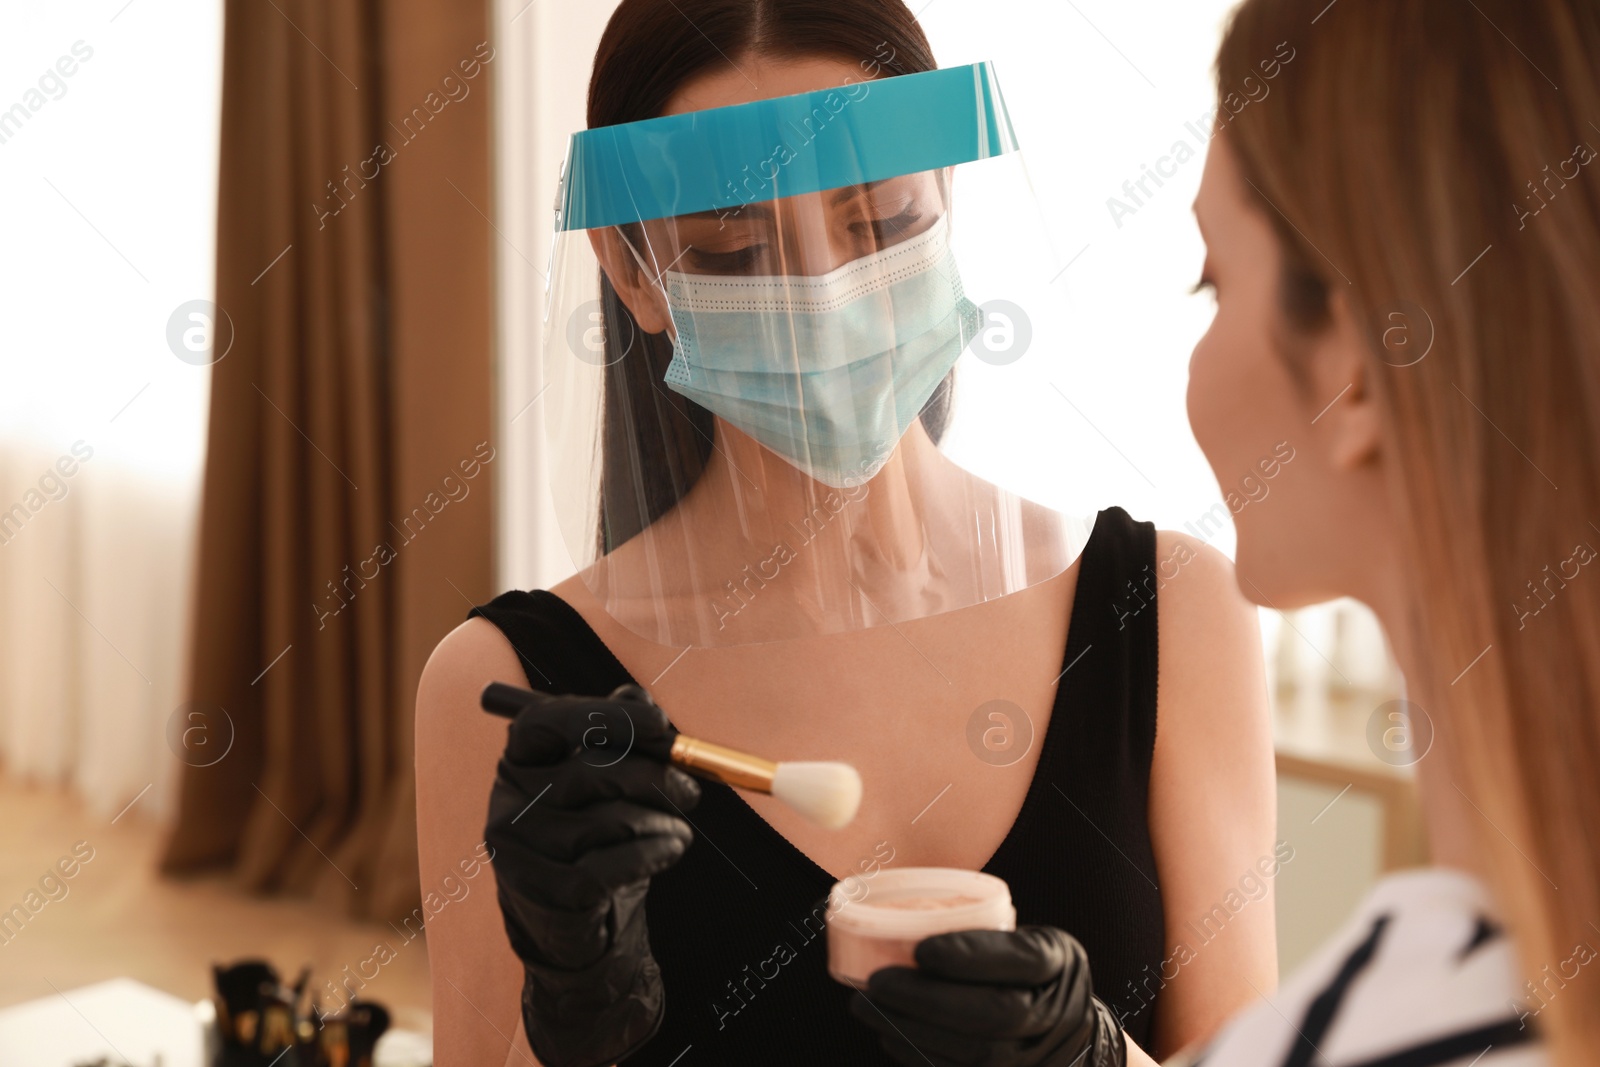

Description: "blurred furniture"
1264 601 1429 972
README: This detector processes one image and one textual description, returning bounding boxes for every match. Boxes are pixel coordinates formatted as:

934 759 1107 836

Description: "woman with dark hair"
416 2 1278 1064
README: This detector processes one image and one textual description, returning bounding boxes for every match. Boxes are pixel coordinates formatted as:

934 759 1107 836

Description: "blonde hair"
1217 0 1600 1059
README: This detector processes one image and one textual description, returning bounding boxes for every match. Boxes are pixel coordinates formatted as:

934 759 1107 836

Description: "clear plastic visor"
540 64 1091 647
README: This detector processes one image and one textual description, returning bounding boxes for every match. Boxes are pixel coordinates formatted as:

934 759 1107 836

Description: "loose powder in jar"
873 893 986 910
826 868 1015 988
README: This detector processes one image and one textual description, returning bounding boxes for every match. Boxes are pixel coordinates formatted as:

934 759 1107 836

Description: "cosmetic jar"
826 867 1015 988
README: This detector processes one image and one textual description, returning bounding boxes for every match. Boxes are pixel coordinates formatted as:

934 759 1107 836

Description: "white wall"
491 0 619 592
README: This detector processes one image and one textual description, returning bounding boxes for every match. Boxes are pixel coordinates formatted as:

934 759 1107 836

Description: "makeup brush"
481 682 862 830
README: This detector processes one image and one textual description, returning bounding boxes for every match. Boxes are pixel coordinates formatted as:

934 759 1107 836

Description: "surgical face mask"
649 215 980 488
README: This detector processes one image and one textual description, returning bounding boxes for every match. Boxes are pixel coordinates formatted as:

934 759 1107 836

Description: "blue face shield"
539 61 1091 648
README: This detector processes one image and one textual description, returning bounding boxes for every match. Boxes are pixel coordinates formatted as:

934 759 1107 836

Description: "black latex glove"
484 683 700 1067
850 926 1127 1067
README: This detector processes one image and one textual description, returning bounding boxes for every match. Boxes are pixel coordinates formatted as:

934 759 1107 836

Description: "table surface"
0 977 202 1067
0 978 433 1067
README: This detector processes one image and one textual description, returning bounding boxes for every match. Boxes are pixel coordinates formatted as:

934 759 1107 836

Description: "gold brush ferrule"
669 734 778 793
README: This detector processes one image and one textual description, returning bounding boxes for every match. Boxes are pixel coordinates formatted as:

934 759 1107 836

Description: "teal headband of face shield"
555 61 1019 232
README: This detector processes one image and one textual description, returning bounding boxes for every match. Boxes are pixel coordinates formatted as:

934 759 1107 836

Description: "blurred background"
0 0 1420 1063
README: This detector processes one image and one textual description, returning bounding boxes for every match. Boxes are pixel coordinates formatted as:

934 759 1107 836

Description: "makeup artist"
415 2 1278 1064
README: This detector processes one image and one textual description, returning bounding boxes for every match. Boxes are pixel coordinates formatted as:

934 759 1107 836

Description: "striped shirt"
1186 868 1545 1067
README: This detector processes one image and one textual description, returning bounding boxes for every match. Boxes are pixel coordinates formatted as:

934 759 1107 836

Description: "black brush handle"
481 681 549 718
481 680 679 762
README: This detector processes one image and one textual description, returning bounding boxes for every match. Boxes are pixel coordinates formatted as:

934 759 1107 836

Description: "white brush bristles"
770 761 863 829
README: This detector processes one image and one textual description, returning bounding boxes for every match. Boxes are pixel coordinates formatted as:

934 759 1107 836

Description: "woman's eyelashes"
852 210 922 243
1190 252 1217 298
679 211 923 274
685 244 766 273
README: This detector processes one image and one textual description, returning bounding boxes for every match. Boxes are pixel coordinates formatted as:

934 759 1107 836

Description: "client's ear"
589 228 674 336
1314 290 1383 471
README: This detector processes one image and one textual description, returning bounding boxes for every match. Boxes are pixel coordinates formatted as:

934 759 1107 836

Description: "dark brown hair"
586 0 944 551
1218 2 1600 1060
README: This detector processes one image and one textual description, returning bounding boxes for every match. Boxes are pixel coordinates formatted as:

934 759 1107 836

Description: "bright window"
0 1 221 477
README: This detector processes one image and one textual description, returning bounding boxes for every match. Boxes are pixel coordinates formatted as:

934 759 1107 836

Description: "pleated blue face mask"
643 214 980 488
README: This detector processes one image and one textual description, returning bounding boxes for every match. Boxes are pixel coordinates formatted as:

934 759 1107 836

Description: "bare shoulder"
1144 532 1278 1051
415 617 535 1063
416 616 533 790
1153 530 1246 602
415 616 526 830
1149 528 1270 760
1153 530 1262 656
419 616 528 710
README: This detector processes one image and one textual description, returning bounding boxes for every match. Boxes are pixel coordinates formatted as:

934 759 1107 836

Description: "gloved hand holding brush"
482 679 862 1066
483 683 700 1067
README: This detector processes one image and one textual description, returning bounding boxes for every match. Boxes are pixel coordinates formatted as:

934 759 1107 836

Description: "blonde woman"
1172 0 1600 1062
854 0 1600 1062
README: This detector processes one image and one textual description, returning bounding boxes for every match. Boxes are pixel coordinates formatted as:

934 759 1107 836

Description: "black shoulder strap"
1059 506 1161 779
467 590 637 697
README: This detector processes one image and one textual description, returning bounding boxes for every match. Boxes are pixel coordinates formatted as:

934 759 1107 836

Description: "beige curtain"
160 0 495 923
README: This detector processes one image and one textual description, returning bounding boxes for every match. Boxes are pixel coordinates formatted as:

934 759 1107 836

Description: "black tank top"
468 506 1166 1062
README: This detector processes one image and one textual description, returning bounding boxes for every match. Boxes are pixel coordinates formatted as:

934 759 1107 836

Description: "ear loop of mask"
611 225 679 343
616 226 663 290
